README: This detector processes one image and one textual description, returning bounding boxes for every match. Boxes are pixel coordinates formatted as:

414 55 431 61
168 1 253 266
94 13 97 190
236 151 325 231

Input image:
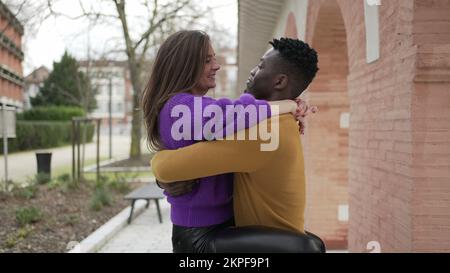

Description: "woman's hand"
294 98 318 135
156 179 199 197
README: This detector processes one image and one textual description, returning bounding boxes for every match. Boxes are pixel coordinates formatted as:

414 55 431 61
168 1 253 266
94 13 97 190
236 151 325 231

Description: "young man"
152 38 322 249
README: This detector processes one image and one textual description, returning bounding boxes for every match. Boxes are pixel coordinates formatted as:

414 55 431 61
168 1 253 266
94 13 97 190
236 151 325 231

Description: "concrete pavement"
0 135 148 185
98 198 172 253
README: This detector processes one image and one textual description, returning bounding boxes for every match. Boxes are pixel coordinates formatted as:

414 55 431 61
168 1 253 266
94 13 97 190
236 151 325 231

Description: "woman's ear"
274 74 288 90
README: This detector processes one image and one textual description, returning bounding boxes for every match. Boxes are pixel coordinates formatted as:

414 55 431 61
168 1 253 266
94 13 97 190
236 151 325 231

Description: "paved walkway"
98 198 173 253
1 135 147 184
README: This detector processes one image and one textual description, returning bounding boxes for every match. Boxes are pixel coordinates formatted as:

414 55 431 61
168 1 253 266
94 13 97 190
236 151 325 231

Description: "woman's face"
193 43 221 95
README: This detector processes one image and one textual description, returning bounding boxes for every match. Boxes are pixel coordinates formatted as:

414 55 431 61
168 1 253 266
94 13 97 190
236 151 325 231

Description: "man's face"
245 49 279 100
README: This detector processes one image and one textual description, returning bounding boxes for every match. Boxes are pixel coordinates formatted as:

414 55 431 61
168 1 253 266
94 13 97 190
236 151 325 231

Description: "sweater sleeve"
151 129 277 182
172 93 271 141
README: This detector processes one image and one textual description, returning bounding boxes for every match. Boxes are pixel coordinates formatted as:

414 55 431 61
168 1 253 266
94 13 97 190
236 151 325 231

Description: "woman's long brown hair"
142 30 210 151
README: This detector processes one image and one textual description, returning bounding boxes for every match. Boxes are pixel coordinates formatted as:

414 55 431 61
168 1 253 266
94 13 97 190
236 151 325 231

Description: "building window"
364 0 381 63
340 112 350 129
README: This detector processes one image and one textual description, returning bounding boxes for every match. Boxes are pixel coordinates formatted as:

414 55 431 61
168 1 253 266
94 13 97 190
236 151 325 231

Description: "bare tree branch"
24 0 207 158
46 0 117 21
0 0 29 34
133 0 190 50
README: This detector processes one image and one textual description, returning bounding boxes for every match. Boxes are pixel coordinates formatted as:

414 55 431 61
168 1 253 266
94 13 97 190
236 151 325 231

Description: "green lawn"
52 157 106 178
52 157 154 182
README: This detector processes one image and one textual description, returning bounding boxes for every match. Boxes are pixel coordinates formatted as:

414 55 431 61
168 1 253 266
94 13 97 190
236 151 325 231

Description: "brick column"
410 0 450 252
288 0 449 252
303 0 350 250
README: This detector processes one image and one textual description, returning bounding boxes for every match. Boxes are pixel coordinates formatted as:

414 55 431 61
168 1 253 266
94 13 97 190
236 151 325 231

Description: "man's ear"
273 74 288 90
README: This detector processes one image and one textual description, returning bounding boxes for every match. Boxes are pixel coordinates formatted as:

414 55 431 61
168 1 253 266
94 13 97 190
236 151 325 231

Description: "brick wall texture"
290 0 450 252
0 13 24 102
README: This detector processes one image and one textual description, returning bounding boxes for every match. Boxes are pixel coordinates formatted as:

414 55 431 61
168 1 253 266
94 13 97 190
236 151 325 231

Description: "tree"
32 51 97 112
43 0 205 159
8 0 207 158
111 0 204 158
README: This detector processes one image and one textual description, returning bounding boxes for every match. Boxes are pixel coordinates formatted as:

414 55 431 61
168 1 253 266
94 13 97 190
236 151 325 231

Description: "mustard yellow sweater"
151 114 306 233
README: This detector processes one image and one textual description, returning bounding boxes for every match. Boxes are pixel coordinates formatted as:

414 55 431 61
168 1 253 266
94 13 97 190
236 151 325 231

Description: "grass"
7 156 154 195
52 157 154 182
84 172 153 183
12 184 38 199
51 157 153 212
4 226 34 249
52 157 108 178
90 185 112 211
15 207 42 227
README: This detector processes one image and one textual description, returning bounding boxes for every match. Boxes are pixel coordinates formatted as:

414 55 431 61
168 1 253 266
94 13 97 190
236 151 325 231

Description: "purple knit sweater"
158 92 271 227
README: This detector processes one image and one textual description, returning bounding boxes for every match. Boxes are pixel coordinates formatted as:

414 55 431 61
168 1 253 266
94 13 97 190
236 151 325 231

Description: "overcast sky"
21 0 237 75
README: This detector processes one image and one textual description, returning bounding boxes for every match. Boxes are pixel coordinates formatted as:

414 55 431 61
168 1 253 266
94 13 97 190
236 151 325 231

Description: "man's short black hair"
269 38 319 93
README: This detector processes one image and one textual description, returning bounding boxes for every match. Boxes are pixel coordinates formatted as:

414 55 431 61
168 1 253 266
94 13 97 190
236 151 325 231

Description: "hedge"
17 106 85 121
0 121 95 153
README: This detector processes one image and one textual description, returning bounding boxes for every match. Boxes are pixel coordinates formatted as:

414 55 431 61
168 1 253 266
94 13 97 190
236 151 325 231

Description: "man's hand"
156 179 199 197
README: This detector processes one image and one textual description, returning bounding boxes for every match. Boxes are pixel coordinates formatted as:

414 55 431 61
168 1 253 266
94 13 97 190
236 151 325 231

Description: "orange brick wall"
298 0 450 252
410 0 450 252
344 0 417 253
302 0 350 250
0 12 24 104
0 16 21 46
0 78 22 101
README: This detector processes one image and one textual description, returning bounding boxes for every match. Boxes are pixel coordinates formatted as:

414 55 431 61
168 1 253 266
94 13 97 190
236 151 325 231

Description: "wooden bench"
124 183 165 224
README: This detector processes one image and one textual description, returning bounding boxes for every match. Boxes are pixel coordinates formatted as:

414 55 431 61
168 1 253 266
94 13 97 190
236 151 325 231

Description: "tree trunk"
128 65 143 159
114 0 143 160
129 99 142 159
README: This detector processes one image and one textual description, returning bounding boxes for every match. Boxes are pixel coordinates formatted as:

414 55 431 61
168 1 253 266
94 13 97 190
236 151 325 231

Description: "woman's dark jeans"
172 219 326 253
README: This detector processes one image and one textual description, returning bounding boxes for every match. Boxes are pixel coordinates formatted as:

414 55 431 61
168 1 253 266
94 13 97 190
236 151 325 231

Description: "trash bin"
36 152 52 177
